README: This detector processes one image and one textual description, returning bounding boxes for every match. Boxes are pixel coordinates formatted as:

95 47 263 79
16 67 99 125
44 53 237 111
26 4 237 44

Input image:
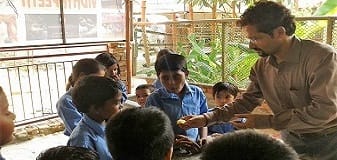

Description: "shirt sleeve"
56 96 82 136
116 80 128 104
67 132 95 151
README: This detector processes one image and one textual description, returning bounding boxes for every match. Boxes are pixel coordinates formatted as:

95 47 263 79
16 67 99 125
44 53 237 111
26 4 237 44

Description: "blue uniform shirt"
152 79 163 89
116 80 128 104
56 89 82 136
67 114 112 160
145 83 208 141
207 107 235 135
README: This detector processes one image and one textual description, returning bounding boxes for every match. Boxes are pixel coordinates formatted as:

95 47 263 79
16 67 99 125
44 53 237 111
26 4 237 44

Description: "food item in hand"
177 119 186 125
233 118 247 123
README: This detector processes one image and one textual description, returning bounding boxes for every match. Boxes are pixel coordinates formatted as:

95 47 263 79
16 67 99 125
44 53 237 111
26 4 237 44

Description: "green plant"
177 34 258 88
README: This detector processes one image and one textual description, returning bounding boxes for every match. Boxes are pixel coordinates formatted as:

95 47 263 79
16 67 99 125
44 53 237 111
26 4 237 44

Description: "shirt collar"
283 36 301 63
268 36 301 66
82 114 105 136
160 81 193 98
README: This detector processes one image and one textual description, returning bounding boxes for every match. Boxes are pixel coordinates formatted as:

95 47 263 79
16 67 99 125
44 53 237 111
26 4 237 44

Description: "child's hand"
174 135 201 155
111 75 121 81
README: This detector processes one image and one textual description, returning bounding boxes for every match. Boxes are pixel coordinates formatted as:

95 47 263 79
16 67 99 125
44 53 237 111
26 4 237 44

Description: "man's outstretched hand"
177 115 207 130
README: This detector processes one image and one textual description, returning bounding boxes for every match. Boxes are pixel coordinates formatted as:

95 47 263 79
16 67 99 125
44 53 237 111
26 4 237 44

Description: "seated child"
36 146 99 160
0 86 16 160
67 76 122 160
201 129 299 160
135 84 155 107
145 54 208 155
208 82 239 135
56 58 105 136
95 52 128 103
105 107 174 160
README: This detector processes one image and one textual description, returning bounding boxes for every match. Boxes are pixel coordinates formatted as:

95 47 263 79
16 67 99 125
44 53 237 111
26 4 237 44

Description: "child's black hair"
154 54 188 76
95 52 121 75
135 84 155 93
70 58 104 88
72 76 120 113
212 82 239 98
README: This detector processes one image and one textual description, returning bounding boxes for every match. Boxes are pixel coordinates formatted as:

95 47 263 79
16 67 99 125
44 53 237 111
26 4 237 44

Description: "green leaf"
314 0 337 16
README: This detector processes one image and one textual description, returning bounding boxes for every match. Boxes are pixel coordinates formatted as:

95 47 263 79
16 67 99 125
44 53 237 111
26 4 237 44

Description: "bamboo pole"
125 0 132 93
141 0 150 67
172 13 177 51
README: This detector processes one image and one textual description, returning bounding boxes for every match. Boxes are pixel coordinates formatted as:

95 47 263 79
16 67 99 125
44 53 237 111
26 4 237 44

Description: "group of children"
0 49 241 160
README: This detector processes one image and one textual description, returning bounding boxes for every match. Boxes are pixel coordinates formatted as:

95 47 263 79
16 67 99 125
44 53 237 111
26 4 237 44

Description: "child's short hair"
36 146 99 160
135 84 155 92
156 48 175 61
106 107 174 160
95 52 120 74
72 76 120 113
71 58 104 87
212 82 239 98
201 130 299 160
155 54 188 76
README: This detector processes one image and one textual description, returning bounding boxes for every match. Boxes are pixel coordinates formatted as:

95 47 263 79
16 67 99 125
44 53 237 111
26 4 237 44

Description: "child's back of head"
36 146 99 160
106 107 174 160
70 58 105 88
201 130 299 160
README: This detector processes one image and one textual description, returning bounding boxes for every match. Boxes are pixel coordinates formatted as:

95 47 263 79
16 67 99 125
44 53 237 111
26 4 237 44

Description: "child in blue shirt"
67 76 122 160
0 87 16 160
145 54 208 154
95 52 128 103
56 58 105 136
208 82 239 135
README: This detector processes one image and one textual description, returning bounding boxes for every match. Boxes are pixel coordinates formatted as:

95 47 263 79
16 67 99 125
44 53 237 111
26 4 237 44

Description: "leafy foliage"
178 34 258 88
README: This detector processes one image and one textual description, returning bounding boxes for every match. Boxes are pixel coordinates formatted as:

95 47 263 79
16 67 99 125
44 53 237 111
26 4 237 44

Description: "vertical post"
125 0 132 93
172 13 177 51
141 0 150 67
59 0 66 43
188 2 194 34
326 17 334 45
221 22 225 82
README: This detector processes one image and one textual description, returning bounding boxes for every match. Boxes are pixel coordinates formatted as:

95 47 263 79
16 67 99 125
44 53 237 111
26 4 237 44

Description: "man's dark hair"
212 82 239 98
201 130 299 160
155 54 188 76
106 107 174 160
95 52 121 75
72 76 120 113
36 146 99 160
135 84 155 92
237 1 296 36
